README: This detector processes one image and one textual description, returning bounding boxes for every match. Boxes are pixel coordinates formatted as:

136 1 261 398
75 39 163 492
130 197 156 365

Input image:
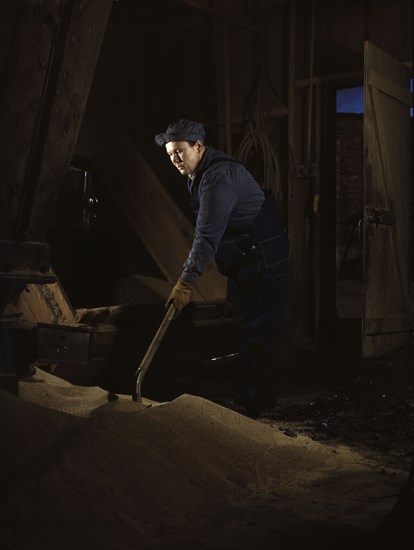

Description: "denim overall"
191 189 289 408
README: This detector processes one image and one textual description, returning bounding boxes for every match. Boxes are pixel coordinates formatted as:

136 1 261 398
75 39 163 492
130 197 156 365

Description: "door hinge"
295 163 316 179
365 207 393 225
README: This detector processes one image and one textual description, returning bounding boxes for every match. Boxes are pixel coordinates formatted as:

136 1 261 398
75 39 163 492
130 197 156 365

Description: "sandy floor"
0 370 409 550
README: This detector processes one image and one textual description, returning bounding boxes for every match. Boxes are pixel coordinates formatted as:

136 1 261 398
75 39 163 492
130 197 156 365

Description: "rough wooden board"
17 276 76 324
362 41 412 357
0 0 55 238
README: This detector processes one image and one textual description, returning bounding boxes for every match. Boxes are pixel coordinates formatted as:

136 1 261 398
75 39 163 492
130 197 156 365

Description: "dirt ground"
262 331 414 459
0 331 413 550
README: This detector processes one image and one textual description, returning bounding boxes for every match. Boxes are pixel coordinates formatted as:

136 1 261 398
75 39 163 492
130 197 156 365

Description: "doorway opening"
335 86 364 320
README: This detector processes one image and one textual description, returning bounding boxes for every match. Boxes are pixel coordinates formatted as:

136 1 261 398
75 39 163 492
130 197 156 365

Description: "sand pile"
0 370 407 550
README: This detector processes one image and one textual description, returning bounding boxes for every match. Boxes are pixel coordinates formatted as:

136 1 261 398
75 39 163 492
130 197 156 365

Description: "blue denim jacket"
181 146 265 284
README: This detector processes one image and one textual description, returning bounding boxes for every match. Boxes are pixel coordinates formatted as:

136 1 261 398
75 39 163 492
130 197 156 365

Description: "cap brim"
155 133 171 147
155 132 205 147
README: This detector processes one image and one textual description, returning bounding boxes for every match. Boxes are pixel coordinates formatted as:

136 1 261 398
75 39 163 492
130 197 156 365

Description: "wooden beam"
368 69 413 106
179 0 259 32
295 70 363 89
27 0 113 241
0 0 61 240
222 20 233 156
287 0 311 343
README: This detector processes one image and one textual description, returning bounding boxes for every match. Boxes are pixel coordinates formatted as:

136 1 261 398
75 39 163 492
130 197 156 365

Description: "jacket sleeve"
181 169 237 284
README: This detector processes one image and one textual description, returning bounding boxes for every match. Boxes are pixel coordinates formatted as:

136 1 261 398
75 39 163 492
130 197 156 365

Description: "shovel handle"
133 304 176 403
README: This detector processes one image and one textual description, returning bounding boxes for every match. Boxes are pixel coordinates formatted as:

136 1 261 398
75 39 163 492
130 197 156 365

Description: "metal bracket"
295 163 316 179
365 207 394 226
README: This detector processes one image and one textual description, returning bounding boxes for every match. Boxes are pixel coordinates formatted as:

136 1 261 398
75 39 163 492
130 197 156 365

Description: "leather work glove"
166 278 192 316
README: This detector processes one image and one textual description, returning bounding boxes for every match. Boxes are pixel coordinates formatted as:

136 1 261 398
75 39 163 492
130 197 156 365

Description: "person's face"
165 140 204 176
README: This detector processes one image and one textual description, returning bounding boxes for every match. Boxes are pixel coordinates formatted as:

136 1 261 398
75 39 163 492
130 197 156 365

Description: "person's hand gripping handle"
166 278 193 317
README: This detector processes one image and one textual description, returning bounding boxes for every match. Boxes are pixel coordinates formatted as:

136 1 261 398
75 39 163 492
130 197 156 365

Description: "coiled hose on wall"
236 116 283 206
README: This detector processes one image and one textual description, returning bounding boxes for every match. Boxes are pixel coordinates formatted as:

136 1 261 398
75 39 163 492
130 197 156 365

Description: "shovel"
133 303 176 403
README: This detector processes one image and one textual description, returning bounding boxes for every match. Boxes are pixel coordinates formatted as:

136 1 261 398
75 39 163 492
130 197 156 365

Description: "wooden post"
223 20 233 156
27 0 113 241
287 0 311 343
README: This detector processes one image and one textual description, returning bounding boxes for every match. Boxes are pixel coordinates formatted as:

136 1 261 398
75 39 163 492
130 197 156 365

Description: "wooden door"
363 41 412 358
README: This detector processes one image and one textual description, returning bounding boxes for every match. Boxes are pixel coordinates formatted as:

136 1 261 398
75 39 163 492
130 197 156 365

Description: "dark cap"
155 119 205 147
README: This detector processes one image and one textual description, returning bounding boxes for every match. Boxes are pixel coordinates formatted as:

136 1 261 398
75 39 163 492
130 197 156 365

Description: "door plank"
368 69 413 107
365 314 413 336
368 86 411 309
363 41 412 358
